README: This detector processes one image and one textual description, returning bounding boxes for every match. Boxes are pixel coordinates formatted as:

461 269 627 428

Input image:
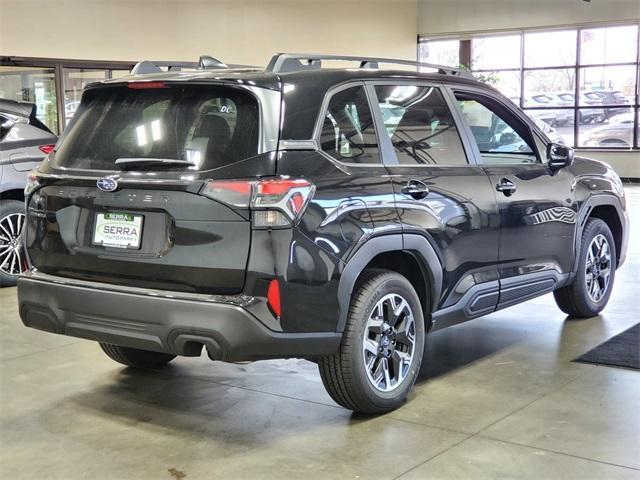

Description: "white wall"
0 0 418 66
418 0 640 178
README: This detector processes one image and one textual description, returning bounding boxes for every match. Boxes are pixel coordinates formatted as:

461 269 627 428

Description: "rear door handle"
496 178 516 196
401 180 430 199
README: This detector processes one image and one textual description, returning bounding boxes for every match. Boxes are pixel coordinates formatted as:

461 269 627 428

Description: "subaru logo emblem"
97 177 118 192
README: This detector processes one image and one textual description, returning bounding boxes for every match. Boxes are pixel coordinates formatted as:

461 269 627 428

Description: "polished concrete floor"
1 187 639 480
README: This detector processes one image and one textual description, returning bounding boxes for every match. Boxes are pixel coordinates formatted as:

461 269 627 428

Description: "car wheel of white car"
0 200 27 286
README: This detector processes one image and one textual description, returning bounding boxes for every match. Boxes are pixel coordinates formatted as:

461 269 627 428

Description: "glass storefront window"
471 35 521 70
0 66 58 134
578 109 634 148
637 109 640 149
579 65 636 106
524 30 577 68
63 68 110 126
477 70 521 103
580 25 638 65
110 70 132 80
524 69 576 105
421 23 639 149
1 61 201 134
418 40 460 68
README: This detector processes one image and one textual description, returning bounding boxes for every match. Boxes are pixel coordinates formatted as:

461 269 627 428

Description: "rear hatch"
25 81 279 294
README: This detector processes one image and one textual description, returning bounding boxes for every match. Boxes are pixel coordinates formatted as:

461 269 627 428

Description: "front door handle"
496 178 517 197
401 180 430 199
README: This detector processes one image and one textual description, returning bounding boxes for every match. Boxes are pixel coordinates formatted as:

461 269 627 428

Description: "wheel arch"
574 194 626 272
589 205 623 267
336 234 443 332
0 188 25 202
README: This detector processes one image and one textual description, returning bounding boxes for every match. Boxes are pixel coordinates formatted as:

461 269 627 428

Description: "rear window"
53 84 259 171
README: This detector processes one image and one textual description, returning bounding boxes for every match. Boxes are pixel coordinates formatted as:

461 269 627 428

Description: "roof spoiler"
265 53 474 78
0 98 36 118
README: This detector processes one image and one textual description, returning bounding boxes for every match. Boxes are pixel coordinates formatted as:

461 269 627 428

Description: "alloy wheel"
362 293 416 392
0 212 26 276
585 233 611 303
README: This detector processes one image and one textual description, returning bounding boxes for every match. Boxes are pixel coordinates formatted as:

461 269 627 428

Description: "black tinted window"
320 85 380 164
455 93 538 165
375 85 467 165
54 85 259 171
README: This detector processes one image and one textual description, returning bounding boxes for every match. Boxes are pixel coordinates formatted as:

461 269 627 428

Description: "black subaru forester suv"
18 54 629 414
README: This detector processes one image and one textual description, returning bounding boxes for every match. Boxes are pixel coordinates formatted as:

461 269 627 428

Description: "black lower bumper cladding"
18 273 340 362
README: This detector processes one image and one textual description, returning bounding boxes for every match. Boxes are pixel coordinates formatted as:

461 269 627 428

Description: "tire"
0 200 27 287
318 269 425 414
554 218 616 318
99 343 176 368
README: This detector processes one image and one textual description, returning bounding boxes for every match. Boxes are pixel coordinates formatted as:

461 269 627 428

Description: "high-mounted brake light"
127 82 167 89
199 177 314 229
38 144 55 154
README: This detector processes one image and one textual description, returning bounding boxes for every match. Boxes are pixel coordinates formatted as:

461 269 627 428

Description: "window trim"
418 21 640 150
313 81 387 168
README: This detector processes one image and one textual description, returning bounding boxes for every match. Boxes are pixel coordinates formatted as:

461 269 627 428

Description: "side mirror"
498 132 517 146
547 143 574 170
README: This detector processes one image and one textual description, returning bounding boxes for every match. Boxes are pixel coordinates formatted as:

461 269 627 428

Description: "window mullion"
520 32 525 109
573 29 581 148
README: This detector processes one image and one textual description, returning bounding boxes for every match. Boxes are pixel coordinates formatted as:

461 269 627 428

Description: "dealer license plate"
93 212 143 249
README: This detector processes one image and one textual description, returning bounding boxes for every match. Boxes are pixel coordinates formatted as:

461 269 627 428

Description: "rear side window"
319 85 380 164
53 85 259 171
374 85 468 166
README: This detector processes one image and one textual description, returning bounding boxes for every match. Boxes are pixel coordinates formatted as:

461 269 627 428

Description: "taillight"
200 180 253 207
38 144 55 154
199 177 314 228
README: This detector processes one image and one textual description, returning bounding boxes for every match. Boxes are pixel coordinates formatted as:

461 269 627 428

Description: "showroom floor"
1 186 639 480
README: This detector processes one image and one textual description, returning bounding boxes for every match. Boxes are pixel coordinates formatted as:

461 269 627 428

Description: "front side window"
375 85 468 165
455 93 538 165
319 85 380 164
53 84 259 171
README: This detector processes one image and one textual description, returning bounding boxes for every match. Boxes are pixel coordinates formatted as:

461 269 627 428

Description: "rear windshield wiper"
114 158 196 168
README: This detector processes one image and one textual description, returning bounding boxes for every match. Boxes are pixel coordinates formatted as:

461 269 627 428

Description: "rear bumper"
18 272 341 361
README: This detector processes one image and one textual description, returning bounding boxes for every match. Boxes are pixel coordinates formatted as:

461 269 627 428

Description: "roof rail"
129 56 251 75
198 55 228 69
265 53 474 78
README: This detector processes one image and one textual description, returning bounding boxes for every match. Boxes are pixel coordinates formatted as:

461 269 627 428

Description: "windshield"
54 84 259 171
